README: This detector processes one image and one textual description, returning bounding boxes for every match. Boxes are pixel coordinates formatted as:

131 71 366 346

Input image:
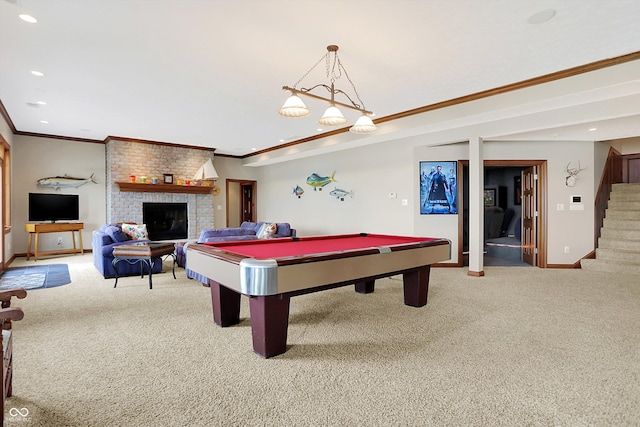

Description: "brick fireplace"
105 138 216 240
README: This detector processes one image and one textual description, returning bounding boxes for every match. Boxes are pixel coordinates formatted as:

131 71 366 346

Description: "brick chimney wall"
106 139 215 240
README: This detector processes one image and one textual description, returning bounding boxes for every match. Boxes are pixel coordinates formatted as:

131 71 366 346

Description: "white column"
468 136 484 276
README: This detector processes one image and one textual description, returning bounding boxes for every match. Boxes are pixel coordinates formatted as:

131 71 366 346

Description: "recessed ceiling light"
30 70 44 77
251 148 257 151
316 128 323 132
19 14 37 23
36 100 47 105
527 9 556 25
40 120 49 124
589 128 597 131
279 139 286 143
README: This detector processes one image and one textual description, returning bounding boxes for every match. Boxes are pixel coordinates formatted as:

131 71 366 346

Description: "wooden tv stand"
24 222 84 261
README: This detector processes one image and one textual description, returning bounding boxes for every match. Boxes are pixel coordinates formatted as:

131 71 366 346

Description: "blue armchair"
92 224 163 279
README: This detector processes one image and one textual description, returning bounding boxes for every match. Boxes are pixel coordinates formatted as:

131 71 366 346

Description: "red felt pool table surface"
202 233 442 259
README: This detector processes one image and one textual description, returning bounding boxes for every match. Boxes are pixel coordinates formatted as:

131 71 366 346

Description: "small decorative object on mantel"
151 177 158 184
140 176 147 183
163 174 173 184
129 175 136 183
193 158 218 187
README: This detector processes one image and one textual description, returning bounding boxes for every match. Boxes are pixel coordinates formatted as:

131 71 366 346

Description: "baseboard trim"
467 270 485 277
547 263 580 269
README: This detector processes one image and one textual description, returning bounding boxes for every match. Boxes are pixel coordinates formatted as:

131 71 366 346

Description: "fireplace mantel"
116 182 213 194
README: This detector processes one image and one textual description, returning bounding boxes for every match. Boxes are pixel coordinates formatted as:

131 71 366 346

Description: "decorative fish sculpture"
37 173 97 189
329 187 354 200
306 171 337 191
292 185 304 198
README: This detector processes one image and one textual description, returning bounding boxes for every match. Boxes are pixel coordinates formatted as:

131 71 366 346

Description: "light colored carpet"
4 254 640 426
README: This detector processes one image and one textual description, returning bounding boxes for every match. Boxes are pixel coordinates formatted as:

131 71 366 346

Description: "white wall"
254 135 597 266
256 138 416 237
210 156 260 228
12 135 106 255
620 137 640 155
7 138 252 259
0 126 632 266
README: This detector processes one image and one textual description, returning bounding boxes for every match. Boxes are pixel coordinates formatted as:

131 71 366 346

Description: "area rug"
0 264 71 290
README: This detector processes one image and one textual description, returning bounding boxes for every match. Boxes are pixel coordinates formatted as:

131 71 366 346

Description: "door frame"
460 159 547 268
225 179 257 227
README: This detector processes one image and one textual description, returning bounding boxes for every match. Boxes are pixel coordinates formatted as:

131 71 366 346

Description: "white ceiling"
1 0 640 158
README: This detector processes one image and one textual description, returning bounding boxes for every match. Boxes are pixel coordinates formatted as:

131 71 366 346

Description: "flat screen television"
28 193 79 223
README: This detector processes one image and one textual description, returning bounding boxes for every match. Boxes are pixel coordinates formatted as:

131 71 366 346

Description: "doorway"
226 179 257 227
461 160 547 267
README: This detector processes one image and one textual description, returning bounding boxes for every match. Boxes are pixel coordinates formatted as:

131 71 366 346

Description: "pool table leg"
354 280 375 294
210 281 241 326
403 266 431 307
249 295 291 358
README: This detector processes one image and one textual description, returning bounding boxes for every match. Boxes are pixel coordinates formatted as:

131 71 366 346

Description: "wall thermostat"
570 195 584 210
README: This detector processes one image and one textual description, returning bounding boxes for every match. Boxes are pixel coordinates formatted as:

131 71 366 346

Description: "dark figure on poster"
428 165 450 209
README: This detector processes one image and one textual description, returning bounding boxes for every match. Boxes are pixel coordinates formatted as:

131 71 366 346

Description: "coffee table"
112 242 176 289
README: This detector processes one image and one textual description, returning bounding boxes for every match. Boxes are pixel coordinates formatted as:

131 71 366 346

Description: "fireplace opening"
142 202 188 241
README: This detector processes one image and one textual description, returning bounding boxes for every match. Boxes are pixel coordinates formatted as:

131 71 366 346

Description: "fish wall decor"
37 173 97 190
306 171 337 191
329 187 354 201
292 185 304 198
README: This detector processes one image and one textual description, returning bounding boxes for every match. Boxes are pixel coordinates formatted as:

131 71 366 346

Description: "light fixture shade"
317 106 348 126
349 115 377 134
278 95 311 118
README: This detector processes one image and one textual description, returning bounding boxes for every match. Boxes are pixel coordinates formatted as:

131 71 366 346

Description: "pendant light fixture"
278 45 377 134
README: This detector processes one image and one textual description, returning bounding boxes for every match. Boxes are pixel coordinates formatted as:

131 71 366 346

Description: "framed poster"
484 188 496 206
420 161 457 214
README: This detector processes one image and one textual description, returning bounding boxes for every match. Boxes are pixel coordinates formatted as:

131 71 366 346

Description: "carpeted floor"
3 254 640 426
0 264 70 290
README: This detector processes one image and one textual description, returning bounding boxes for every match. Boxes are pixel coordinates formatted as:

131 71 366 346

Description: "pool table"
187 233 451 357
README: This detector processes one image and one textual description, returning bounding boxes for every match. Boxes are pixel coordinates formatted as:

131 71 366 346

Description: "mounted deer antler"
565 161 587 187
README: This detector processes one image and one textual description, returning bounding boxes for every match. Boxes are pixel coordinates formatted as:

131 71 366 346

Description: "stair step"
605 209 640 220
608 200 640 210
581 258 640 275
595 248 640 263
612 183 640 193
601 227 640 240
610 192 640 202
599 237 640 252
603 217 640 231
588 183 640 274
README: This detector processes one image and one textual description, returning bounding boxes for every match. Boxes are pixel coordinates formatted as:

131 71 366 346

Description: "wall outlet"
564 246 570 253
57 237 63 246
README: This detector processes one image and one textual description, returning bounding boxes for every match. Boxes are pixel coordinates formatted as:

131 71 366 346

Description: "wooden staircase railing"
594 147 623 248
